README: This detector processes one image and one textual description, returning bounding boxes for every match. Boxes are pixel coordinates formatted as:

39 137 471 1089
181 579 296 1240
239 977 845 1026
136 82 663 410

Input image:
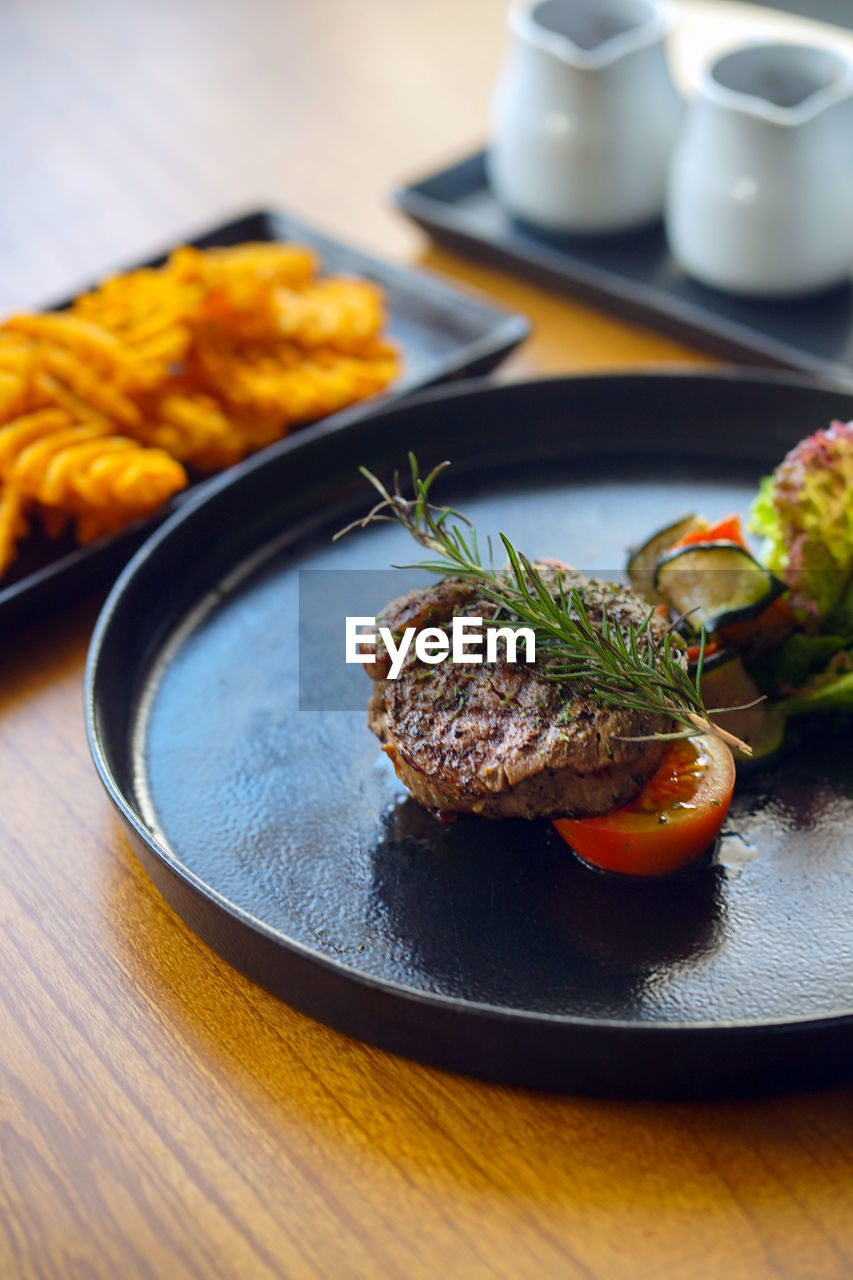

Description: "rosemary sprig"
335 455 750 753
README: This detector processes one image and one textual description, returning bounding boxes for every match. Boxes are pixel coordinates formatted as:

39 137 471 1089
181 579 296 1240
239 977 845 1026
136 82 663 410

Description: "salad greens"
630 418 853 753
751 632 853 715
748 420 853 721
749 419 853 625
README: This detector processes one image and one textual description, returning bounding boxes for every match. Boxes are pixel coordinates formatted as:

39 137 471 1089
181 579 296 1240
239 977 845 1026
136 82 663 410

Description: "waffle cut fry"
0 409 187 547
139 392 252 471
0 483 28 577
170 242 318 346
0 236 400 581
0 334 54 425
275 278 387 354
189 331 399 429
73 267 199 387
2 313 145 396
171 242 318 290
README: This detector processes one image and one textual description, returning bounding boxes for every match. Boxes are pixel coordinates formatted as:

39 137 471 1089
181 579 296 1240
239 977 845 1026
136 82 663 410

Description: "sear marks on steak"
366 570 677 820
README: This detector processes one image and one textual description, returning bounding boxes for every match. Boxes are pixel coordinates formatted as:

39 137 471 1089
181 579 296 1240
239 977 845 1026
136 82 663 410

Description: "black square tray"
394 151 853 387
0 207 529 630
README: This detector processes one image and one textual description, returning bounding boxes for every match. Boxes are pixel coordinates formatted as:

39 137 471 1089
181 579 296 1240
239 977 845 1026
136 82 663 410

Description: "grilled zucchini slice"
654 542 785 633
627 514 708 605
699 653 787 763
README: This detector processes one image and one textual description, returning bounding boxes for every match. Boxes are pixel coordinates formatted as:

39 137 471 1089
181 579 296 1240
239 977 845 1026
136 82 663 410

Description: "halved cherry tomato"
552 735 735 878
669 514 747 550
686 638 720 663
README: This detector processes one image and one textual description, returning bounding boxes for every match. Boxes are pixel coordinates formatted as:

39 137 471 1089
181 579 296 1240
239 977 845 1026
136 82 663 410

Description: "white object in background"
487 0 682 234
666 41 853 297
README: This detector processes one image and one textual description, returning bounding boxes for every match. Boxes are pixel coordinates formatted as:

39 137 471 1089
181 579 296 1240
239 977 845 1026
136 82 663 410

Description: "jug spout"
706 41 853 126
513 0 674 71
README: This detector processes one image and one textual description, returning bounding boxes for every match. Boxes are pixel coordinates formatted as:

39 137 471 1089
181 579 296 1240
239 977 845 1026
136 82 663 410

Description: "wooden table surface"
2 2 852 1277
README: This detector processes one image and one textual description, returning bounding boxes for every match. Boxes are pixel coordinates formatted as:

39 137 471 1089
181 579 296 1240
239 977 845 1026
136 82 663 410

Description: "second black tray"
395 151 853 387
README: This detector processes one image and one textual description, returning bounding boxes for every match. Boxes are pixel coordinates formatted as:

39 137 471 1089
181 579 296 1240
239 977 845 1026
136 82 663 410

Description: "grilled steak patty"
366 570 677 820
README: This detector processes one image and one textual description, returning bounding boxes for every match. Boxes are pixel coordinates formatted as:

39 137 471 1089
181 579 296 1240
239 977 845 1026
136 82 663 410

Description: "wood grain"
1 2 852 1277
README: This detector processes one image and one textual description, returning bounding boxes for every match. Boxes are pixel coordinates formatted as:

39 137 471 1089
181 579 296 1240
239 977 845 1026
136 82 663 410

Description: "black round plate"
86 372 853 1097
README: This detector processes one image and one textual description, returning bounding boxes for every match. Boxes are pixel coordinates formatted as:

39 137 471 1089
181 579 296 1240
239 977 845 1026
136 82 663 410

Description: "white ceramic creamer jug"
666 42 853 297
487 0 681 234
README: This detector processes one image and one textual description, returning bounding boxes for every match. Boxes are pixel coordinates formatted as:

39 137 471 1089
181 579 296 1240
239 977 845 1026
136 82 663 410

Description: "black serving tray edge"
394 152 853 389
